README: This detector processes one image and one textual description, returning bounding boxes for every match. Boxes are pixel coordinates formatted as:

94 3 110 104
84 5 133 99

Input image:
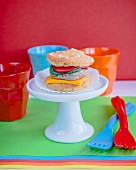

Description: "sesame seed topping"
49 53 54 56
65 55 69 59
77 54 80 57
58 54 62 57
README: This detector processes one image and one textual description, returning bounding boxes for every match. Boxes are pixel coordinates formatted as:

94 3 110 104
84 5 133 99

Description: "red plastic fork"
111 96 136 150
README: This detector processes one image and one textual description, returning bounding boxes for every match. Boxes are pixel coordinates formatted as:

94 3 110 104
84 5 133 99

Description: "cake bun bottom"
46 74 91 92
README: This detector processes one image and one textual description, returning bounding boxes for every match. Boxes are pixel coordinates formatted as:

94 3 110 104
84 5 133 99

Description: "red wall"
0 0 136 80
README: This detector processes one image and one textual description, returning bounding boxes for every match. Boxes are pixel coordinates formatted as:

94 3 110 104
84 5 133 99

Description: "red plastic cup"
0 63 31 121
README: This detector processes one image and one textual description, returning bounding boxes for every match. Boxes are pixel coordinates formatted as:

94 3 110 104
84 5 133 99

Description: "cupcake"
45 48 94 92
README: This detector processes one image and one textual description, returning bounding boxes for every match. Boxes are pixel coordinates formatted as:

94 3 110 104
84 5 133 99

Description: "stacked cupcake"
46 48 94 92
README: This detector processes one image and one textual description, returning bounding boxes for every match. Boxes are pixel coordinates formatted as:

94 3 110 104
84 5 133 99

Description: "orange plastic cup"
81 47 120 95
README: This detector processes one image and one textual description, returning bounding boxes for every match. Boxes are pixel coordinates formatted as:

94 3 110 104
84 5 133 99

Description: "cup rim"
27 45 69 55
81 47 120 57
0 62 31 78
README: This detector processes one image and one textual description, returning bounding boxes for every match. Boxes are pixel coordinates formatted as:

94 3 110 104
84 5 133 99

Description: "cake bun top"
46 48 94 67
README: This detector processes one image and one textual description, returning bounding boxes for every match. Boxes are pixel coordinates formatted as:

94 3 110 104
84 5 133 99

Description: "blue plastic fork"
86 102 136 150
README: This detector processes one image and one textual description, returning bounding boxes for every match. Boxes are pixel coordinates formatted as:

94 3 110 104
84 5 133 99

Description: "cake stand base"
45 101 94 143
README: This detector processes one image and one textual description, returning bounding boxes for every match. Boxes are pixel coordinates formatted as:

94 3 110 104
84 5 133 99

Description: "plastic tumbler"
81 47 120 95
0 63 31 121
27 45 69 75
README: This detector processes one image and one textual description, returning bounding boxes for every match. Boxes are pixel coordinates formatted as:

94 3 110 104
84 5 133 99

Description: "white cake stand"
27 75 108 143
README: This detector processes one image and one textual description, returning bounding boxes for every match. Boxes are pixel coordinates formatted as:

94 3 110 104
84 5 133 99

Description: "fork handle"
105 102 136 130
111 96 128 128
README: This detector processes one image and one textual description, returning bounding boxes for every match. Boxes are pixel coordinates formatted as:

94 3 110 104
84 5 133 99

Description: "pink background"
0 0 136 79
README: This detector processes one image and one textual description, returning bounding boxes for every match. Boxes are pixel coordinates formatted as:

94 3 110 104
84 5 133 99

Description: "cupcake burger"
45 48 94 92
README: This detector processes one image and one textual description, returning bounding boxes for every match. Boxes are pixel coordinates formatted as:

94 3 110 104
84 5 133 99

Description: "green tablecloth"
0 97 136 157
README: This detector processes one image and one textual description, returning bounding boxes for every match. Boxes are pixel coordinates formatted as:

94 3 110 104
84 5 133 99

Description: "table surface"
3 80 136 169
106 80 136 96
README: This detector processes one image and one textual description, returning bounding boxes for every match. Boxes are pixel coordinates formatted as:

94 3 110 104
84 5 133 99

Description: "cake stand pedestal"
45 101 94 143
27 75 108 143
